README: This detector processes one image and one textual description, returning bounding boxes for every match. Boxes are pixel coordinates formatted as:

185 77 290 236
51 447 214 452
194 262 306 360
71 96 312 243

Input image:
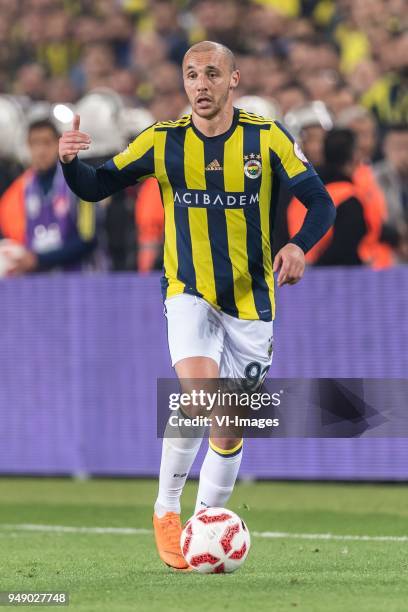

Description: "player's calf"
195 438 244 513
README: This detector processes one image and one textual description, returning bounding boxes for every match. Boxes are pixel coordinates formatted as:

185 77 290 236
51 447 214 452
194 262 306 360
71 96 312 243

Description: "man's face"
183 50 239 119
300 125 326 167
276 87 307 115
349 117 377 162
385 132 408 176
28 127 59 172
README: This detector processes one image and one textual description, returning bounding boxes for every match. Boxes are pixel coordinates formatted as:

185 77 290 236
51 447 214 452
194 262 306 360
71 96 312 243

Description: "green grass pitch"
1 478 408 611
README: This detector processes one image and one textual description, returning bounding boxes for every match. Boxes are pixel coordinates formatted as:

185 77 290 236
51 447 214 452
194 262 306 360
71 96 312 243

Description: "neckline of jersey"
190 107 240 142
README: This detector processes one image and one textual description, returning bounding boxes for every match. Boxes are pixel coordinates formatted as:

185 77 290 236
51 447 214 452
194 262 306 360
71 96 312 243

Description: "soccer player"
59 41 336 570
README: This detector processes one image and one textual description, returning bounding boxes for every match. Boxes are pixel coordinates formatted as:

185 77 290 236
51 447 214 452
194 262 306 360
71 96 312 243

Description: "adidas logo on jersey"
205 159 223 171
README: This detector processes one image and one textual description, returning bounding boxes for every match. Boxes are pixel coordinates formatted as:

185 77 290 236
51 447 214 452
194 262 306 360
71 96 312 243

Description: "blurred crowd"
0 0 407 275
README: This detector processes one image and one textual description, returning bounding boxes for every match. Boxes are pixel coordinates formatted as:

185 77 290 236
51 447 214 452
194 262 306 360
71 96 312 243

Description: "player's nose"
196 75 209 90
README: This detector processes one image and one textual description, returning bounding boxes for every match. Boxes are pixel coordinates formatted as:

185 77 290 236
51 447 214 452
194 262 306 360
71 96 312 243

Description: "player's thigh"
220 314 273 385
165 294 224 369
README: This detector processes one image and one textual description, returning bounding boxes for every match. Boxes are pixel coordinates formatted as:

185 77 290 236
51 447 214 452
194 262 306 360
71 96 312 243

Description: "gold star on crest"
244 155 249 161
250 153 255 159
256 154 262 160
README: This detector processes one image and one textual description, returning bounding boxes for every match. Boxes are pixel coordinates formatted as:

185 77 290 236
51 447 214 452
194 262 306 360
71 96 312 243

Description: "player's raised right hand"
59 114 91 164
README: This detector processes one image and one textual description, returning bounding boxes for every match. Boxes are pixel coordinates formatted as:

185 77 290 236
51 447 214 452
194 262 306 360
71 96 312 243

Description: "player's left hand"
6 251 38 276
273 243 305 287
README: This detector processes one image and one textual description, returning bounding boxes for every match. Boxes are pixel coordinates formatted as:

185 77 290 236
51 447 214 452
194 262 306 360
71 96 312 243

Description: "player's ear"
230 70 240 90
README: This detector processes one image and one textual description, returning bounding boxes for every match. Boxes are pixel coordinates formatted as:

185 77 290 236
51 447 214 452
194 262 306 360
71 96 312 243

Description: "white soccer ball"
180 507 251 574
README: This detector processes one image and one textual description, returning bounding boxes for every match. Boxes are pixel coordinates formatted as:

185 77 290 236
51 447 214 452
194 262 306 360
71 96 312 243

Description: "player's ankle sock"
194 440 243 513
155 435 203 518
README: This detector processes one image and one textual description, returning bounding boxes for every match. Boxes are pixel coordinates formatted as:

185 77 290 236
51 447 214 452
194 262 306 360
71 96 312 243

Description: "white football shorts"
165 294 273 382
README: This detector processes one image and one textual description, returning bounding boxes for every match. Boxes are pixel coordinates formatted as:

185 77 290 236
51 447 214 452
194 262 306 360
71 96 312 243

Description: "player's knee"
175 356 219 379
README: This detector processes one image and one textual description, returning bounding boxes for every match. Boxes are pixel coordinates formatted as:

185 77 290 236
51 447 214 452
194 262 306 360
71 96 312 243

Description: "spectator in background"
289 102 334 169
74 14 106 47
362 31 408 127
149 92 187 122
275 81 308 116
272 101 333 255
261 57 291 99
374 125 408 261
234 55 268 97
287 129 369 266
148 61 187 121
244 2 288 56
131 31 168 75
326 83 357 117
134 177 164 273
109 68 140 106
337 106 379 162
103 10 134 67
46 77 79 105
71 43 116 94
12 11 47 73
192 0 245 53
0 13 15 90
13 63 47 101
149 0 190 65
338 105 395 267
0 118 96 275
347 59 380 100
75 89 140 270
149 61 183 95
37 8 79 78
299 122 327 170
0 0 404 123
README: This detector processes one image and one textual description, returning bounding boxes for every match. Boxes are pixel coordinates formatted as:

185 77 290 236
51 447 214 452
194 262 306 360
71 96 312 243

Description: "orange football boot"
153 512 191 570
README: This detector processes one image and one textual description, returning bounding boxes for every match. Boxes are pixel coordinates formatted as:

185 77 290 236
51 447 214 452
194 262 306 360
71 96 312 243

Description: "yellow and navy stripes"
77 199 95 241
362 75 408 125
106 108 316 321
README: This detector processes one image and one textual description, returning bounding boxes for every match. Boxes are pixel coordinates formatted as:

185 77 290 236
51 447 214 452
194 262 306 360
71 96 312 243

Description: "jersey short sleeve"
268 121 317 187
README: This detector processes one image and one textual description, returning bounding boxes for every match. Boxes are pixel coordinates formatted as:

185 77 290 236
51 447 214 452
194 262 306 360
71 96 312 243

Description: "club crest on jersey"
244 154 262 179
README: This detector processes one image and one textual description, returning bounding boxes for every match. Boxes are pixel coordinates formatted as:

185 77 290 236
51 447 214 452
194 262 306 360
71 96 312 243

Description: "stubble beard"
192 88 232 121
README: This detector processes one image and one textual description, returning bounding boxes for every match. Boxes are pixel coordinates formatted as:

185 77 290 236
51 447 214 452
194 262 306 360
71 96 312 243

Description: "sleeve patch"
294 142 308 163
